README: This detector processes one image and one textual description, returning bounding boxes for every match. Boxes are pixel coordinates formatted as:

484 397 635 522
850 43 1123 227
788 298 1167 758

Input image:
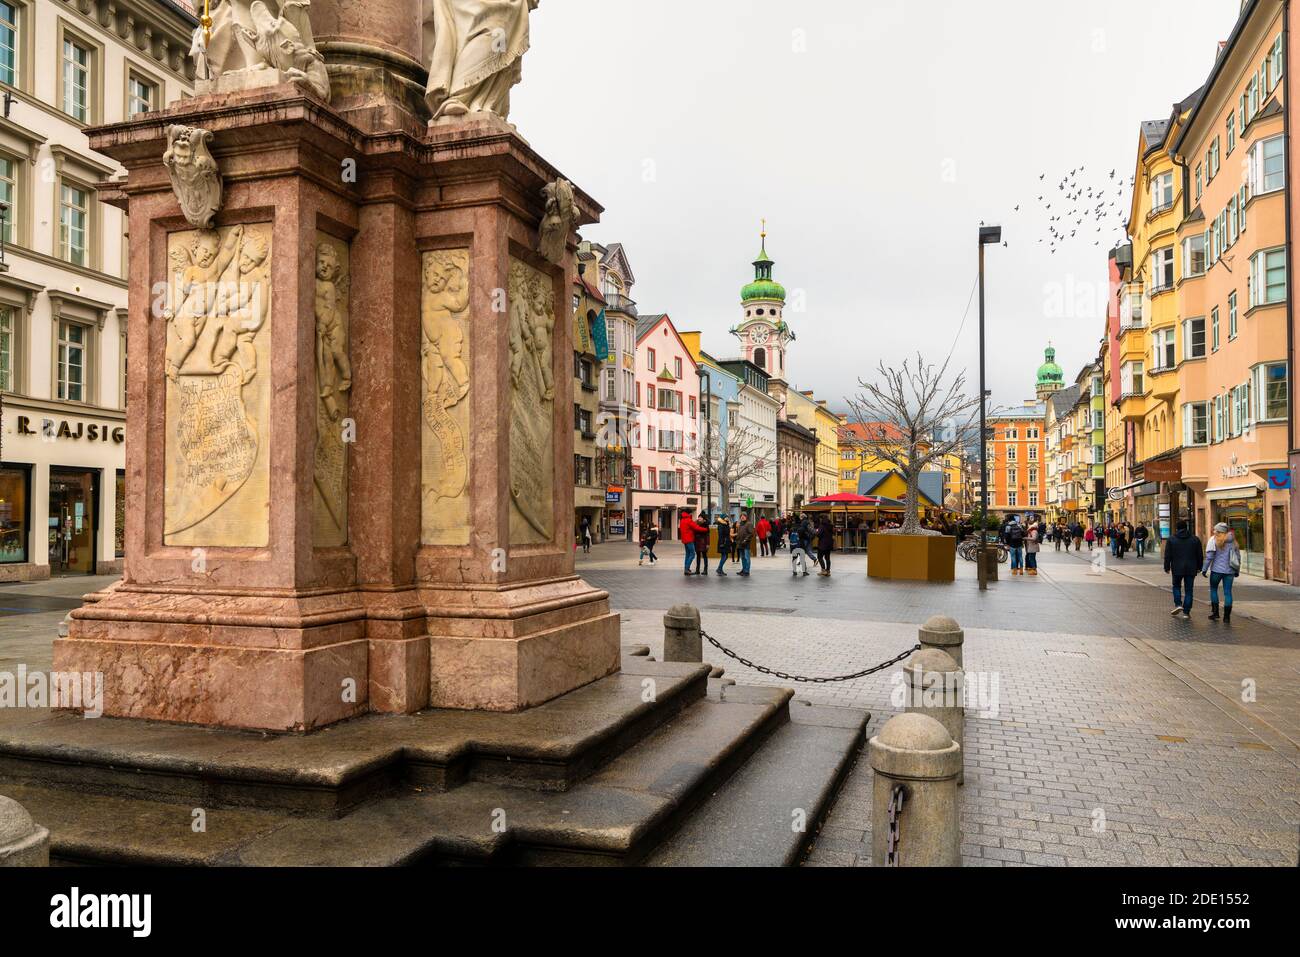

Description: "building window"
1028 491 1039 508
0 303 13 391
0 152 16 247
1182 234 1205 277
1120 361 1144 396
58 181 89 266
673 357 682 378
1150 171 1174 212
56 319 86 402
1252 362 1288 422
1249 247 1286 307
1270 35 1284 90
1213 394 1226 442
1210 307 1220 353
1151 246 1174 291
1228 291 1238 340
1183 402 1209 446
127 71 157 117
646 347 655 372
0 465 28 563
1183 317 1206 359
0 2 17 89
1250 135 1285 195
1195 165 1202 200
1226 113 1235 155
1231 383 1250 436
61 34 91 123
1152 327 1176 371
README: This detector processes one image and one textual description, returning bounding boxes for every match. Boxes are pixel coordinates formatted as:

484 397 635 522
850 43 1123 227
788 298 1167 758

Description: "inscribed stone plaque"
508 258 554 544
314 235 351 546
163 223 272 546
421 249 472 545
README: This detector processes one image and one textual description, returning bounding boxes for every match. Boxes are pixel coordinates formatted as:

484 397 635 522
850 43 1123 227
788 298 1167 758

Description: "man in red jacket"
679 509 708 576
756 516 771 556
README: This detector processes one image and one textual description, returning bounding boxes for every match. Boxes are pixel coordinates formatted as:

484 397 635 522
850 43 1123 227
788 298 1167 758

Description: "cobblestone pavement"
584 542 1299 867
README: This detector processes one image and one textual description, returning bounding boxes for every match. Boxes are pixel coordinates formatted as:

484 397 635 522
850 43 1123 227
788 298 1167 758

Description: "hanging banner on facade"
592 308 610 362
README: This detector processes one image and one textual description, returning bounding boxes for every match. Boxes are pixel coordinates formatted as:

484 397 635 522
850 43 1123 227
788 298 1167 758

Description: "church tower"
1036 344 1065 400
731 221 795 415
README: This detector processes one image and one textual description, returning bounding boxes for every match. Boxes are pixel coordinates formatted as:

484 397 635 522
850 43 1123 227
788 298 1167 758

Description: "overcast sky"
514 0 1243 412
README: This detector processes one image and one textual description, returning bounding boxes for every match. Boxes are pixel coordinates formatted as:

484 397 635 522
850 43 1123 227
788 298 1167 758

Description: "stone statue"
537 178 575 266
424 0 540 123
193 0 329 101
163 125 222 229
315 242 352 421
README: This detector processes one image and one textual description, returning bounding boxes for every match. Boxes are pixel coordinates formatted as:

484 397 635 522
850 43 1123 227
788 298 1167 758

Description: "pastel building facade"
632 313 700 539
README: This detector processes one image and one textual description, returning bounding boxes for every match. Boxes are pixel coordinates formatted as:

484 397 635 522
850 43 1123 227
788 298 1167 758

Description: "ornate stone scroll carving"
314 236 351 546
538 178 575 266
420 249 472 545
424 0 539 122
163 223 273 546
508 258 554 544
192 0 330 101
163 126 222 229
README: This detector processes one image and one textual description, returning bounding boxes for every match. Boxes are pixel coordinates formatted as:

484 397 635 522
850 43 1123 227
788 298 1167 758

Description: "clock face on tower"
749 326 771 344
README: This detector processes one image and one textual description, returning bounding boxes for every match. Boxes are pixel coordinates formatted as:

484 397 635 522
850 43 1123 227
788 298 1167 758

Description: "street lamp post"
977 225 1001 591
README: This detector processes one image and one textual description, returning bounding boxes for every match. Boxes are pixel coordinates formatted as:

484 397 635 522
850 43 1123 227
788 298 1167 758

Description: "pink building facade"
632 314 702 540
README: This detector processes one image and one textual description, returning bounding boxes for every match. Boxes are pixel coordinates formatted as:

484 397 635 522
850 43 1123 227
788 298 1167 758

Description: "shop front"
0 402 126 581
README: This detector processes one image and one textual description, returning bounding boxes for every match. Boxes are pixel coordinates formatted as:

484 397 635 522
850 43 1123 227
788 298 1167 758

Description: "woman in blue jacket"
1203 522 1240 623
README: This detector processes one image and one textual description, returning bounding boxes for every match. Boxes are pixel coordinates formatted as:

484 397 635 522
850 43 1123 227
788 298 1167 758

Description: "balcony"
1148 366 1179 401
1118 391 1146 422
604 292 638 317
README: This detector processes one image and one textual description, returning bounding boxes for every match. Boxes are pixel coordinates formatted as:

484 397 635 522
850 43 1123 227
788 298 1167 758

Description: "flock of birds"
1012 165 1138 254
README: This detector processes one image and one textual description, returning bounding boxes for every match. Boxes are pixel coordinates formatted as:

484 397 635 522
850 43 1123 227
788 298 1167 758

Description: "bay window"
1250 135 1285 194
1150 172 1174 212
1249 247 1286 307
1182 233 1205 277
1251 362 1288 422
1152 327 1176 371
1151 246 1174 291
1182 402 1209 447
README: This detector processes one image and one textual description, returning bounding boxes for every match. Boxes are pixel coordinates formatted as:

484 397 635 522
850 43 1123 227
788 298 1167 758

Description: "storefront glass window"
0 466 29 563
1214 497 1265 578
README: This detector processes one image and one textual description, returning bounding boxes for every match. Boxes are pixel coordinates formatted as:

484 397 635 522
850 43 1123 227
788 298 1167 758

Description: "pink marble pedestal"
53 87 619 731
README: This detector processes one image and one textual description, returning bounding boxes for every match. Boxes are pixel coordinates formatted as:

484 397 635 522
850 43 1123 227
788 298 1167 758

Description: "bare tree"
843 353 983 535
673 425 774 517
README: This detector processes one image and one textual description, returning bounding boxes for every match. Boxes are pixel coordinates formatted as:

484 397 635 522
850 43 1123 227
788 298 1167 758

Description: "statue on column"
424 0 540 123
193 0 330 101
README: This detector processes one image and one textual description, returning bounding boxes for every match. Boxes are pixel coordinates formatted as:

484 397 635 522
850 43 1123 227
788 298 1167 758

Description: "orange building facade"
1170 0 1290 579
984 405 1048 518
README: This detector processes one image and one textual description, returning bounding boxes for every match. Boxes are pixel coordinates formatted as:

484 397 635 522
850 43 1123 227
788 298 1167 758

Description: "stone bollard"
903 649 965 785
0 795 50 866
663 604 702 663
869 713 961 867
919 614 964 669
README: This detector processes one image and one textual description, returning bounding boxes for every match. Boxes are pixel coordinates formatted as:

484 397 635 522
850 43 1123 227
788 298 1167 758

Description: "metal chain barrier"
700 629 921 684
885 783 905 866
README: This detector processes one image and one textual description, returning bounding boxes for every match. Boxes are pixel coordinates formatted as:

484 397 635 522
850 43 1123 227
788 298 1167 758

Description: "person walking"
788 520 811 577
1025 521 1041 576
771 517 784 552
679 509 707 577
756 515 771 557
1203 523 1241 623
1163 519 1204 619
735 514 755 576
815 516 834 577
579 515 593 554
1084 524 1095 551
1002 515 1026 575
1134 522 1149 559
639 524 659 565
715 513 733 576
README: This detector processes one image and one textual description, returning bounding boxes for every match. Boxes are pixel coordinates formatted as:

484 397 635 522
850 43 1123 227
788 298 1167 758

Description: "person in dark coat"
815 516 834 576
715 514 732 576
1163 520 1204 619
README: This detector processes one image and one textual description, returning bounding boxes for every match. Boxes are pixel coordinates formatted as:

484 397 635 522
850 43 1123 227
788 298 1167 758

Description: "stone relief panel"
163 223 273 546
421 249 472 545
508 258 555 545
314 235 351 547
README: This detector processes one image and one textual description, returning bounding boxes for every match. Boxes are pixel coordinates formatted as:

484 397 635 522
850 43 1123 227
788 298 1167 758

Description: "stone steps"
644 702 867 867
0 662 869 866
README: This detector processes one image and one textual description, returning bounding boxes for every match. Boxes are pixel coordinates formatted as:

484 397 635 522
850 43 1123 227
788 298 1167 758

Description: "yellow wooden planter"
867 534 957 582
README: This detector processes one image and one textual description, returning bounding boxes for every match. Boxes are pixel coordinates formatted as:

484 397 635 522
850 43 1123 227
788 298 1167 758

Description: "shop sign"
1143 458 1182 483
605 486 623 503
1267 469 1292 491
15 415 124 444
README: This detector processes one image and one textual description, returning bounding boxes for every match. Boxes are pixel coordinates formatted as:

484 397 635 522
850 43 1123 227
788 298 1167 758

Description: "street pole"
977 225 1001 591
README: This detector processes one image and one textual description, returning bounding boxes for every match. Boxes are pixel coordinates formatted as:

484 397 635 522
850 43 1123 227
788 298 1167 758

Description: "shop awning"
1204 484 1264 501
